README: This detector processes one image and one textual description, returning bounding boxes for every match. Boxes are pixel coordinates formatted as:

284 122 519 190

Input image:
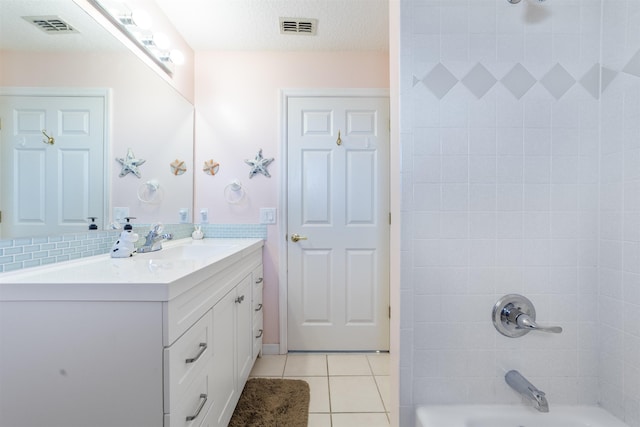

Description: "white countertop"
0 238 264 302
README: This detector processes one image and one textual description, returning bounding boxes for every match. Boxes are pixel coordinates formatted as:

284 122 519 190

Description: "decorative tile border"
413 49 640 101
0 224 267 273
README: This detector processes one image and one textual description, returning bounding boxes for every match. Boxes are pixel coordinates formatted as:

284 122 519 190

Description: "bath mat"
229 378 310 427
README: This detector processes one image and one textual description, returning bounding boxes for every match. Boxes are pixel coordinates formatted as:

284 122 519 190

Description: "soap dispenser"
111 217 139 258
123 217 136 230
87 217 98 230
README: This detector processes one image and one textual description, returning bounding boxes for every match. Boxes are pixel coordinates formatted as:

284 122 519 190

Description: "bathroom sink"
140 242 239 260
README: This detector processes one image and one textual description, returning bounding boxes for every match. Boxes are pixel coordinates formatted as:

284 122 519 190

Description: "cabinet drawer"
164 360 213 427
164 310 213 413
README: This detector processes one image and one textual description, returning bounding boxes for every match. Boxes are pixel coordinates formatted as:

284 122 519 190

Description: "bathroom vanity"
0 238 264 427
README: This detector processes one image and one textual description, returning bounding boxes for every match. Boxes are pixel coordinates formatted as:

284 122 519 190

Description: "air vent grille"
279 18 317 36
24 16 78 34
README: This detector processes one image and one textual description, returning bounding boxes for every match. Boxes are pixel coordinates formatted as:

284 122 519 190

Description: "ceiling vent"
279 18 318 36
23 16 78 34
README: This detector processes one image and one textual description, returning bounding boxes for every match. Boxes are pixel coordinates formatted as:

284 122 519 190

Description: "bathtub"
415 405 630 427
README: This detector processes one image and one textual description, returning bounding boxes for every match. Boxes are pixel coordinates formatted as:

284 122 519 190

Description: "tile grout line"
326 354 334 427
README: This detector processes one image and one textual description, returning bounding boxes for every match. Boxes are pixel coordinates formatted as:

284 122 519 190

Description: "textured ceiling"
0 0 389 53
154 0 389 51
0 0 125 51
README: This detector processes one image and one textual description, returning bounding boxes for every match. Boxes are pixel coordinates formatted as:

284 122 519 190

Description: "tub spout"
505 370 549 413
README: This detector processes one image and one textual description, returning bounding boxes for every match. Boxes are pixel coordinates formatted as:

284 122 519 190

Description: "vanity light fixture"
140 32 169 50
85 0 183 77
117 9 151 29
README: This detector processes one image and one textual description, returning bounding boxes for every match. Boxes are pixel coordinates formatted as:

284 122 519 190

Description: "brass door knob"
290 233 308 242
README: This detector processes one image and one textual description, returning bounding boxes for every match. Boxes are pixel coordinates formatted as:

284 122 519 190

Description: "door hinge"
389 212 391 225
388 305 391 319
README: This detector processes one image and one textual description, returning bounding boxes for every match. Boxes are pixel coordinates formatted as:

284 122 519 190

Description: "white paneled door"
0 95 105 238
287 96 390 351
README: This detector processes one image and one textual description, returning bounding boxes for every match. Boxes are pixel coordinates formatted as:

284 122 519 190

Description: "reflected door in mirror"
0 95 105 238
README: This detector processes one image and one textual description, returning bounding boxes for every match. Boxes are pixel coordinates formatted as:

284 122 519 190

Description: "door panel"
301 249 332 323
287 96 389 351
302 150 332 224
346 150 376 224
16 149 46 223
346 249 376 324
59 150 90 223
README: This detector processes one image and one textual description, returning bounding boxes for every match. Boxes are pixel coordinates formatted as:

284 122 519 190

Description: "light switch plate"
259 208 277 224
179 208 190 224
200 208 209 224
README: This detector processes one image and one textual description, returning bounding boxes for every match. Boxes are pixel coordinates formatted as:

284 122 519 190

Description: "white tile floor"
249 353 391 427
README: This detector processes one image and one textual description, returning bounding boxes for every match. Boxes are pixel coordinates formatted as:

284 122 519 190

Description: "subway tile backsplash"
0 223 267 273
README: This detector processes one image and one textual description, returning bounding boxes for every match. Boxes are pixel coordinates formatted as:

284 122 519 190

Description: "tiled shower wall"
599 0 640 425
399 0 640 425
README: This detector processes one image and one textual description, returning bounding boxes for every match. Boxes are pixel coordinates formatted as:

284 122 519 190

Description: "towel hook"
42 130 55 145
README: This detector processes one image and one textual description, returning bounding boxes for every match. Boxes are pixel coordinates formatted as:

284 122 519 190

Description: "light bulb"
131 9 151 30
153 32 170 50
170 49 185 65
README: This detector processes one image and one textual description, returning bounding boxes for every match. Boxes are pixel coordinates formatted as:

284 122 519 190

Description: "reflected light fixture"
86 0 184 77
118 9 151 29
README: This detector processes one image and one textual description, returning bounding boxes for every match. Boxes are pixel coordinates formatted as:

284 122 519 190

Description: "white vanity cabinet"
0 238 264 427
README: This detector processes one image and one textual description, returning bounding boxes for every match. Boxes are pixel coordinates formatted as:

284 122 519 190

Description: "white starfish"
116 148 146 178
245 149 274 178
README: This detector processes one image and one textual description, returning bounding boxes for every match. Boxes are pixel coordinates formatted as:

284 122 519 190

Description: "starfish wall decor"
244 149 274 178
203 159 220 175
116 148 145 178
170 159 187 175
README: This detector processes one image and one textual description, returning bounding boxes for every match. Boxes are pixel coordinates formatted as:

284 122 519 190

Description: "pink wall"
194 50 390 346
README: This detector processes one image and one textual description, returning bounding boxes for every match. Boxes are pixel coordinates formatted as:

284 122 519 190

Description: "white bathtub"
415 405 630 427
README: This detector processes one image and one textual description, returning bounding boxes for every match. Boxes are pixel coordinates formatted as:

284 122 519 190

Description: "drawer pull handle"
185 343 207 364
235 295 245 304
255 303 263 312
185 393 207 421
255 329 264 339
255 277 263 284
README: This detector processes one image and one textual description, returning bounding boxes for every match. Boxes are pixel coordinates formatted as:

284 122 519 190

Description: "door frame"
0 87 111 232
278 88 390 354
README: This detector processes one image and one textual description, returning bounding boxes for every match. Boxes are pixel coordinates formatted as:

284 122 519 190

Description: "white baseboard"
261 344 281 355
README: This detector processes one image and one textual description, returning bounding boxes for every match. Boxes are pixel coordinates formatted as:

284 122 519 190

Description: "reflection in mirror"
0 0 194 239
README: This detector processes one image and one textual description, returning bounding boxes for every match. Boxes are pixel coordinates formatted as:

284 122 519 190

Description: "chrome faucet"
138 224 173 253
505 370 549 413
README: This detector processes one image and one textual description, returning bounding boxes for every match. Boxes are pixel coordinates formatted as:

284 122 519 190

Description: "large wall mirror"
0 0 194 239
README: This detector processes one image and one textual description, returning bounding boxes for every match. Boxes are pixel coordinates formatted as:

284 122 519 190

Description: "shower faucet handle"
492 294 563 338
508 307 562 334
